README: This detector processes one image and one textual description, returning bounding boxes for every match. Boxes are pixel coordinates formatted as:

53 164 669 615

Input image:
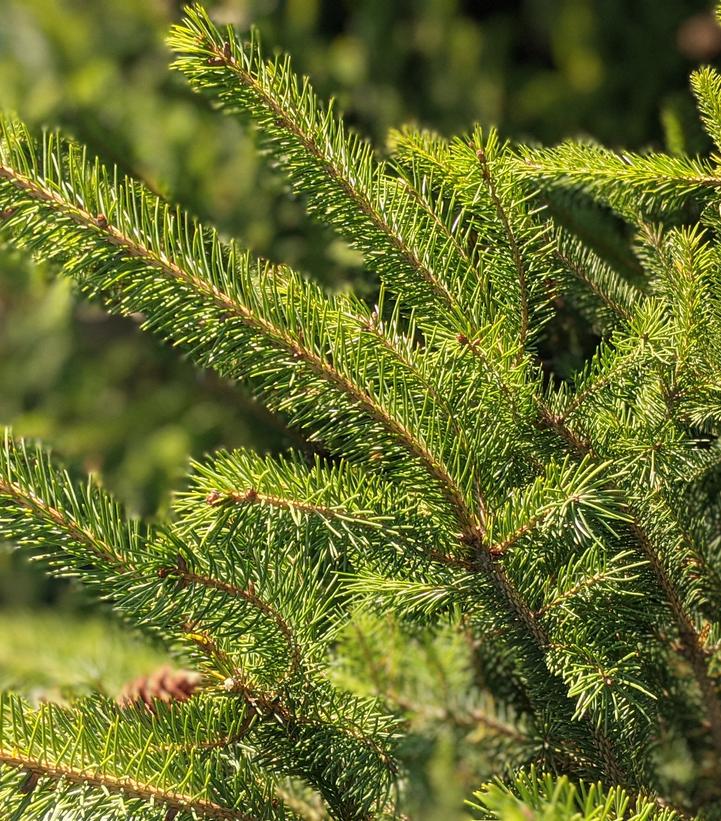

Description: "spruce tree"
3 4 721 818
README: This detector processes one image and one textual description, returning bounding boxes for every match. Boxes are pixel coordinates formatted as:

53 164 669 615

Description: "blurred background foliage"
0 0 720 811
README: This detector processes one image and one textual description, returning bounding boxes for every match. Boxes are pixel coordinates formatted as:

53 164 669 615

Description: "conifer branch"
0 432 304 681
390 126 557 347
536 553 646 617
395 175 484 297
391 127 645 338
690 66 721 154
182 449 474 572
469 545 629 788
164 567 303 683
207 486 353 521
95 36 648 776
165 635 398 819
0 752 248 821
0 431 398 816
553 242 638 327
169 7 471 330
0 118 634 788
0 692 283 820
177 390 632 780
0 474 127 570
456 328 524 425
471 767 682 821
4 113 620 780
515 141 721 220
203 485 471 572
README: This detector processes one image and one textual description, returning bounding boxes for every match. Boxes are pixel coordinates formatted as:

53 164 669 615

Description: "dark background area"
0 0 718 608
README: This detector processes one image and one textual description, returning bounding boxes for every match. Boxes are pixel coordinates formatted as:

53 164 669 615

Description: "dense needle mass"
2 3 721 819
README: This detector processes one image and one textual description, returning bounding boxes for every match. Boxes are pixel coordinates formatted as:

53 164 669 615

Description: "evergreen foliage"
4 3 721 818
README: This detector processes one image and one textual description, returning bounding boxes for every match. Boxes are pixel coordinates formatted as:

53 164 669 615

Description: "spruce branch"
536 550 647 618
628 506 721 760
0 692 283 820
534 381 721 768
390 125 557 349
691 66 721 155
514 141 721 222
475 143 532 352
169 6 480 333
390 125 647 339
176 448 470 573
0 117 629 789
179 448 641 784
552 235 643 332
0 113 634 783
0 431 307 685
484 456 629 558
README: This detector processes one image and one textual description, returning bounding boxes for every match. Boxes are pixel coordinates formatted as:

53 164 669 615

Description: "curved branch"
165 566 303 683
